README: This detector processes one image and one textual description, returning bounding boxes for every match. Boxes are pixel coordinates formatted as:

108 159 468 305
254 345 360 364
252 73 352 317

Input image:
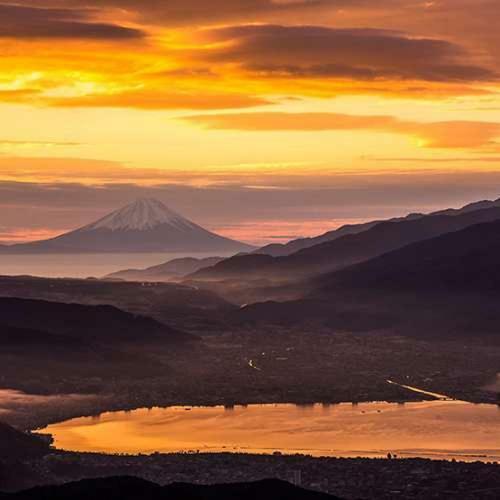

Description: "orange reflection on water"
39 401 500 462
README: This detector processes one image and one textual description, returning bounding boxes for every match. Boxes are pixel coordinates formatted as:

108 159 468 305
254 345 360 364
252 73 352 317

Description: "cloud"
0 140 80 147
0 226 62 244
16 0 349 26
197 25 496 83
184 112 500 149
2 172 500 245
0 5 496 111
0 89 41 103
49 89 272 110
0 157 162 184
0 3 144 39
373 156 500 163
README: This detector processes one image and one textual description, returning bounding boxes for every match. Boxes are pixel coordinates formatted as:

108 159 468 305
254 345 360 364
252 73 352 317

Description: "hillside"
0 423 51 462
318 218 500 294
255 197 500 257
238 219 500 339
106 256 225 282
0 297 191 344
192 206 500 282
0 275 236 333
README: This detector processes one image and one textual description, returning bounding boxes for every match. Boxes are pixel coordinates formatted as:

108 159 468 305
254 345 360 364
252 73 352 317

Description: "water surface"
39 400 500 462
0 252 226 278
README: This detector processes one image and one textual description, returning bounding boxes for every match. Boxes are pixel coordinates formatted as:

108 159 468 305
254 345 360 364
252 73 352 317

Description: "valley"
2 322 499 433
2 196 500 499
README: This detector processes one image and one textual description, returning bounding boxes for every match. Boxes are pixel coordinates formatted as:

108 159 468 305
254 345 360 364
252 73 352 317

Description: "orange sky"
1 1 500 244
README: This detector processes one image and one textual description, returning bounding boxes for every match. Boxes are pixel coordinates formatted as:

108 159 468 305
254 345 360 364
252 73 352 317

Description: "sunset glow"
1 1 500 243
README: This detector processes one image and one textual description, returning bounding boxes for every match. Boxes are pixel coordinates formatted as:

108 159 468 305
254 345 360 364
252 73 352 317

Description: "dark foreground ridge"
2 450 500 500
0 424 50 462
0 477 338 500
0 296 191 344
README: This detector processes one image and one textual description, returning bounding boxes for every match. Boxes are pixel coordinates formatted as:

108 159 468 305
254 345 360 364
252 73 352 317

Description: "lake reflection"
39 400 500 462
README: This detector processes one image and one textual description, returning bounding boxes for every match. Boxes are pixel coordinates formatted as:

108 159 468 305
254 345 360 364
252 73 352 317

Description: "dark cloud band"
0 4 144 39
198 24 496 83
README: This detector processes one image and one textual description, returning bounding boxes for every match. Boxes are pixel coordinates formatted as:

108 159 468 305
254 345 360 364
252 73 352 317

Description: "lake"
0 252 228 278
39 400 500 462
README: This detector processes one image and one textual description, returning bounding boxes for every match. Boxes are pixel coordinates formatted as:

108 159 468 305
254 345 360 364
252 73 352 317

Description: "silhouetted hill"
256 220 383 257
239 219 500 338
255 197 500 257
192 206 500 282
106 256 225 282
318 218 500 294
0 275 235 332
0 423 50 462
237 299 394 331
0 319 175 390
0 324 92 356
0 299 195 393
0 297 191 344
0 477 338 500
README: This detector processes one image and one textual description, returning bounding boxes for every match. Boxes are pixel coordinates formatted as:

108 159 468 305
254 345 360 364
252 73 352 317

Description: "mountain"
190 205 500 283
318 218 500 294
105 256 225 282
239 218 500 338
0 297 192 344
255 216 415 257
0 423 51 463
0 297 196 392
0 275 236 332
0 320 181 394
1 477 338 500
0 323 93 356
0 199 254 254
255 197 500 257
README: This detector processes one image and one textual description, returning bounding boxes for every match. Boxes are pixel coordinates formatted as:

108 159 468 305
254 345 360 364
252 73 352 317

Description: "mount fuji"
0 199 255 254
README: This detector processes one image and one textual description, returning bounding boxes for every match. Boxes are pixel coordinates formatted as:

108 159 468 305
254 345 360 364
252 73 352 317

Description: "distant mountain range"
254 198 500 257
191 204 500 282
318 217 500 294
106 256 225 282
0 199 254 254
237 216 500 338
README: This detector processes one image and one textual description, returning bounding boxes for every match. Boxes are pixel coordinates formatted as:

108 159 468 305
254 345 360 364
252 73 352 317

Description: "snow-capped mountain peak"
83 198 194 232
1 198 255 253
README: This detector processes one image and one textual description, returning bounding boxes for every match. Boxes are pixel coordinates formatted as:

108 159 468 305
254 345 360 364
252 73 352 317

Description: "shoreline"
26 397 500 464
3 387 498 433
2 393 437 432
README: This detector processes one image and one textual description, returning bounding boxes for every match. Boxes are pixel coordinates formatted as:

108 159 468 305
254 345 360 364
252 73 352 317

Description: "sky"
1 0 500 245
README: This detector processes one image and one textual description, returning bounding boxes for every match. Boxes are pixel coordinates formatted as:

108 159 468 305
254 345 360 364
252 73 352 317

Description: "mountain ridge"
190 205 500 282
255 197 500 257
317 217 500 294
0 297 192 344
105 256 225 282
237 217 500 338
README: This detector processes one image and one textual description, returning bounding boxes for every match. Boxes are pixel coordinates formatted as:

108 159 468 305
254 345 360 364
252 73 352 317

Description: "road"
387 379 453 401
